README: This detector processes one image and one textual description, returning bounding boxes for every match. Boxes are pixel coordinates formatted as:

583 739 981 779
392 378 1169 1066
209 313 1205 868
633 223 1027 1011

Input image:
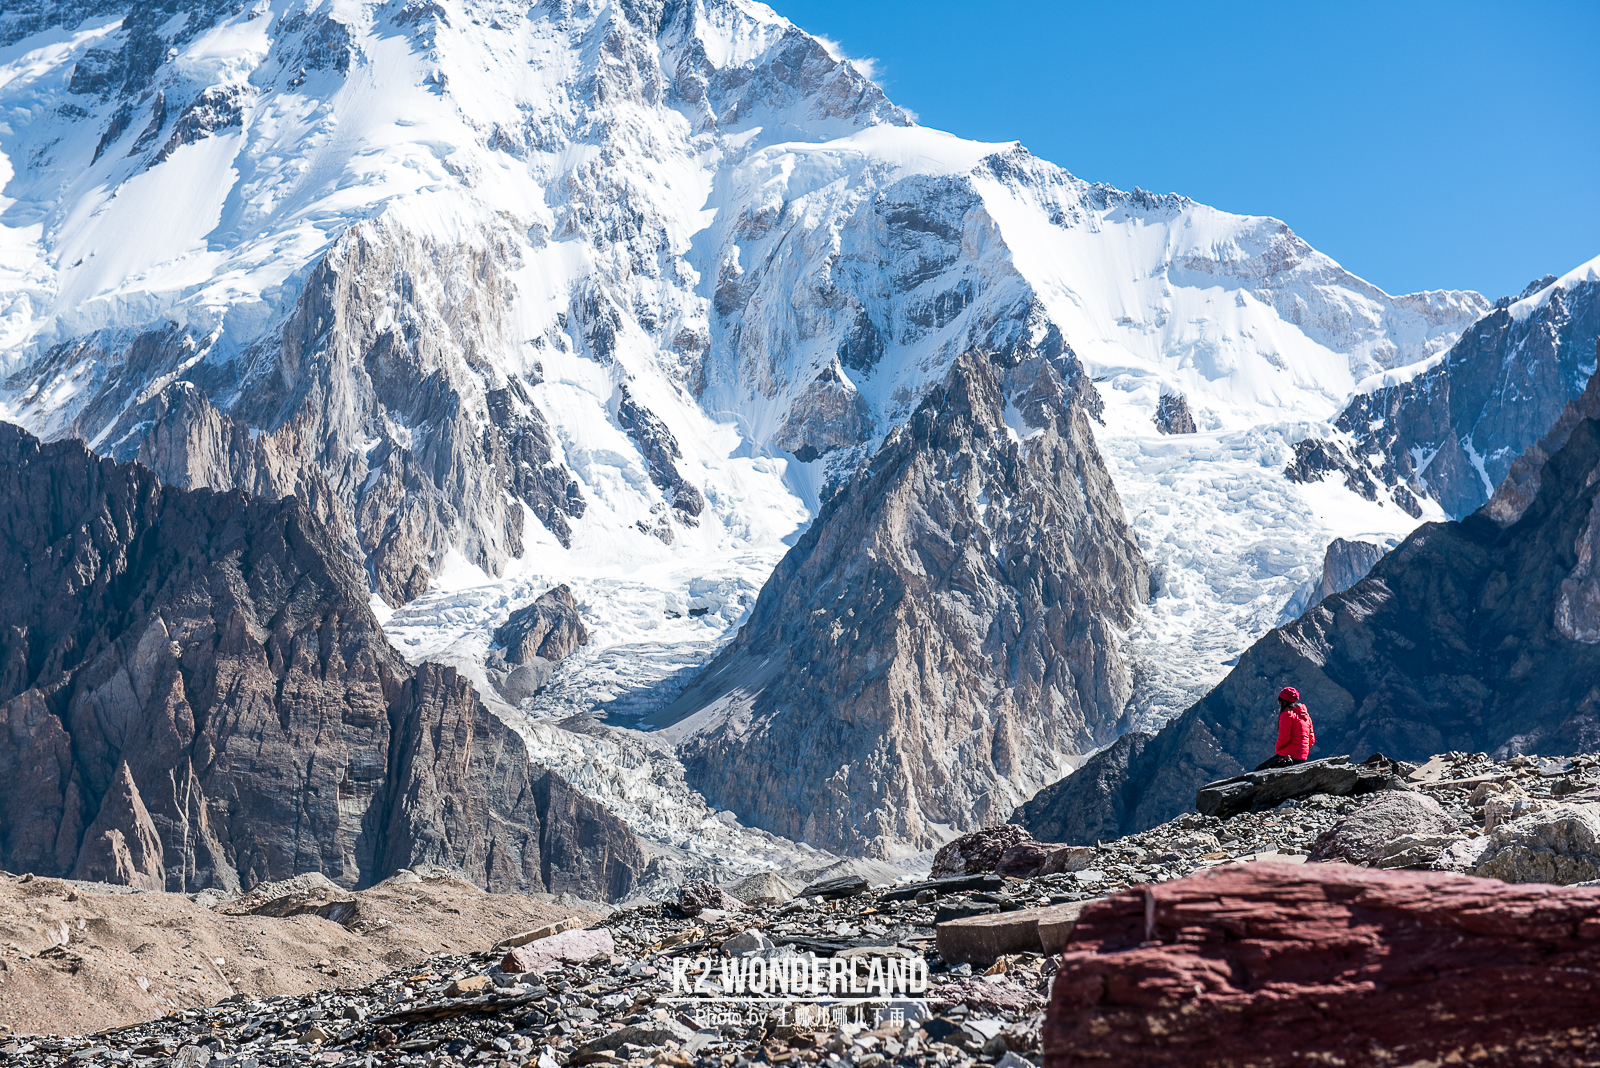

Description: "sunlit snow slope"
0 0 1489 854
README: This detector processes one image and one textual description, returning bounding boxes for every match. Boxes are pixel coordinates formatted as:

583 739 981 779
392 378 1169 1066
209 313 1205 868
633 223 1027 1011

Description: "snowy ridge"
0 0 1491 856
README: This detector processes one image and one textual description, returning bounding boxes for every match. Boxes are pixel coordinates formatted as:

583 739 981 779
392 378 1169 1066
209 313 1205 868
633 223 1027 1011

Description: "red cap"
1278 686 1300 703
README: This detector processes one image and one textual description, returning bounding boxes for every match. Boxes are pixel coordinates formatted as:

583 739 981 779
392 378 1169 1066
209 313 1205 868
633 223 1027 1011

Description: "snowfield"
0 0 1492 861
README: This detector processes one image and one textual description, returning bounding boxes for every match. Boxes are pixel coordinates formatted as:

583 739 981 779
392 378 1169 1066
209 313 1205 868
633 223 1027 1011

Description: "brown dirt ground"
0 872 595 1037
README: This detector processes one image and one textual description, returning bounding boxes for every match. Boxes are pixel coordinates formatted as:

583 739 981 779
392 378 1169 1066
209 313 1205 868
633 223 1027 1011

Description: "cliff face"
672 349 1149 856
1021 369 1600 843
0 425 643 898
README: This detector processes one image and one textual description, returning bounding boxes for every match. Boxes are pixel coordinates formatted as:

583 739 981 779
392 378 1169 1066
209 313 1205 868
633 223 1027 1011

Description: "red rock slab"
1043 862 1600 1067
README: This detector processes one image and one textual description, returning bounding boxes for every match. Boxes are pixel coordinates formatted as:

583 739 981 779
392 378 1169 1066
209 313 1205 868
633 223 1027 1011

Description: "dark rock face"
152 85 251 164
494 586 588 665
1026 369 1600 843
1313 537 1387 605
772 363 875 463
1151 392 1196 435
1194 756 1390 819
0 425 643 899
615 384 706 532
1043 864 1600 1067
1012 732 1151 846
670 349 1149 855
1288 281 1600 519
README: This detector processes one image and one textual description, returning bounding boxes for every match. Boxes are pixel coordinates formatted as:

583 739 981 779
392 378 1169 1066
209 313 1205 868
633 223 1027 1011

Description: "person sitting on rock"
1255 686 1315 770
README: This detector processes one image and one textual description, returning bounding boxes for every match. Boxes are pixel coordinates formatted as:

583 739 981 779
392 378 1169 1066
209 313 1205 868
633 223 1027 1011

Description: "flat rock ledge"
1043 863 1600 1067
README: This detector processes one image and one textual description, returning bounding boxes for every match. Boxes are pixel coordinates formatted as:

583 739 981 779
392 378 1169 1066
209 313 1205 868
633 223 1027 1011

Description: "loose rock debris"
7 750 1600 1067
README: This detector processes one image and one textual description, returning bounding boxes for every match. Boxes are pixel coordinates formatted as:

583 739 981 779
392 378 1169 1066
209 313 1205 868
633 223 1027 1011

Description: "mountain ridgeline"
1287 275 1600 519
0 426 645 900
1021 354 1600 844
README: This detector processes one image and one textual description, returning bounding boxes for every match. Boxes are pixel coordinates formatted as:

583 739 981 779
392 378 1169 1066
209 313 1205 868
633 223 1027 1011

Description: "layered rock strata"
1023 368 1600 843
0 425 643 899
672 349 1149 856
1043 864 1600 1067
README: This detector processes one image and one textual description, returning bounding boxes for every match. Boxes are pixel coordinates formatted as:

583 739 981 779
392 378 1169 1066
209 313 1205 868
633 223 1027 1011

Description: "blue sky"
777 0 1600 300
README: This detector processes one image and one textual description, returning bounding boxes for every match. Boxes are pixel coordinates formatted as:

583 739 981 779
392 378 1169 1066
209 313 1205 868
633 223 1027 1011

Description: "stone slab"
493 917 585 952
937 901 1099 964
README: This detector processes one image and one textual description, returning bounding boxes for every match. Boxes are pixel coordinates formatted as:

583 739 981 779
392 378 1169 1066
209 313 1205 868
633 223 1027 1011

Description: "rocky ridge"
0 425 644 900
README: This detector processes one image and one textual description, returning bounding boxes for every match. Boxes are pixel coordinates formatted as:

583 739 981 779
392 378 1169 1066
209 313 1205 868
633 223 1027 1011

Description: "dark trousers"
1254 754 1304 771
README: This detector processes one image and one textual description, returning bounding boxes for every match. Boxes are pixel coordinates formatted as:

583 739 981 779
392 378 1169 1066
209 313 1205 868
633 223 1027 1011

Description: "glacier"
0 0 1492 860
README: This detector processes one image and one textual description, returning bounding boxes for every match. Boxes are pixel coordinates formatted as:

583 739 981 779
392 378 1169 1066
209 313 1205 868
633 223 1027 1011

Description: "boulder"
1195 756 1390 819
1376 832 1466 870
575 1021 695 1057
720 929 774 955
1470 803 1600 885
994 841 1053 878
1483 794 1559 832
725 872 797 906
1037 845 1100 875
1043 863 1600 1066
799 874 870 899
493 917 585 952
878 874 1005 902
1306 791 1460 866
937 900 1098 965
678 880 744 916
931 825 1033 878
499 927 614 974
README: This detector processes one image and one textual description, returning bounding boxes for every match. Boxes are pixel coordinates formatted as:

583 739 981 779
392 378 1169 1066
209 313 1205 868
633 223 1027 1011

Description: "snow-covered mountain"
1288 257 1600 521
0 0 1495 857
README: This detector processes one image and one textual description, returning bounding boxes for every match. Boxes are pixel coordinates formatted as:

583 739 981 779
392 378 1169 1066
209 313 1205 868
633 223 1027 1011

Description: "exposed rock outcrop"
670 349 1149 856
772 364 875 462
1288 281 1600 518
1026 367 1600 843
9 222 587 607
494 585 589 665
1313 537 1387 605
1151 392 1196 435
1043 864 1600 1067
0 425 643 899
487 585 588 704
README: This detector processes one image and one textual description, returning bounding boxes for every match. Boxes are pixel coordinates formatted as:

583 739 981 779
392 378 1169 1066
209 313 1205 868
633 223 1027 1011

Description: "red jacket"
1276 703 1314 760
